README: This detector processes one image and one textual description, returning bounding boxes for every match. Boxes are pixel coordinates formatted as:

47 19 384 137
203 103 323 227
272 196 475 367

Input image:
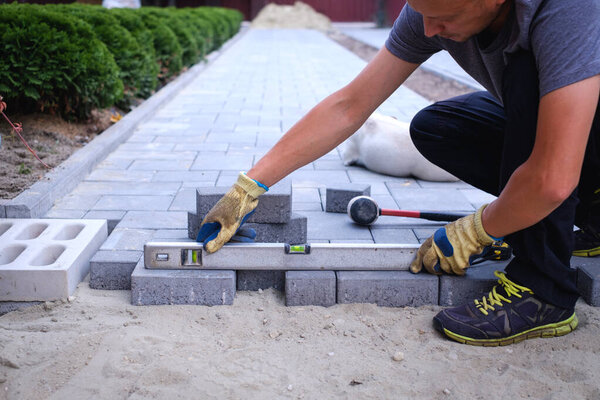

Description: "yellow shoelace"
474 271 534 316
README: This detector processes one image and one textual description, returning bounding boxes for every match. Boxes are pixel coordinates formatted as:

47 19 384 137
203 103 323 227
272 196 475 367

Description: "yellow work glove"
196 172 268 253
410 205 498 275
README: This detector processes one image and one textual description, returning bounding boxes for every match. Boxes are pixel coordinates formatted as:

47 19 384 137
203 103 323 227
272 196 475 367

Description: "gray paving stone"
93 195 173 211
131 259 235 305
292 188 321 203
130 160 193 171
84 210 126 234
89 250 143 290
153 170 219 182
337 271 438 307
72 182 181 196
0 199 8 218
188 212 307 244
191 153 254 170
389 188 474 212
573 256 600 306
439 262 508 306
289 170 350 188
118 211 187 230
0 301 42 316
173 143 228 152
325 184 371 213
459 188 497 209
301 211 373 241
413 227 441 241
292 202 323 212
195 180 292 224
100 227 155 251
85 169 154 182
152 229 188 240
237 271 285 291
96 158 134 170
169 189 196 212
44 209 87 219
53 194 101 210
285 271 336 307
370 228 418 244
246 213 307 244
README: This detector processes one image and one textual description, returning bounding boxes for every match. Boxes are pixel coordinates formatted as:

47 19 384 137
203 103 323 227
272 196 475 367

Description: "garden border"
1 25 249 219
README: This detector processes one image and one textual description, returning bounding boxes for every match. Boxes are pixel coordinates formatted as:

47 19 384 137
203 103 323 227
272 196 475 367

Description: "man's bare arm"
247 47 419 187
482 75 600 237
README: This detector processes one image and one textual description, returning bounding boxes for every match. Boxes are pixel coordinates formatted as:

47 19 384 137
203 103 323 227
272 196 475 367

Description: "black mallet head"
347 196 380 225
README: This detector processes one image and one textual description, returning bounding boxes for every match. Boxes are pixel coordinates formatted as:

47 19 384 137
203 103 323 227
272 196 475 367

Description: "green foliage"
0 3 123 119
18 162 32 175
57 4 148 105
136 10 183 79
109 8 159 98
0 3 242 119
140 7 199 67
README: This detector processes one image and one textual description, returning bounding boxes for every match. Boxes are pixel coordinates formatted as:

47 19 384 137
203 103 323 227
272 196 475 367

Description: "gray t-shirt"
385 0 600 101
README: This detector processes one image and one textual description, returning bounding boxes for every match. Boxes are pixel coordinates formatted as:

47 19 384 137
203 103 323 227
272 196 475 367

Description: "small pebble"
262 319 268 325
40 327 48 333
299 334 306 338
269 331 281 339
257 307 264 311
67 296 75 303
51 318 58 323
443 388 451 395
328 352 334 357
287 384 293 391
258 288 263 293
392 351 404 362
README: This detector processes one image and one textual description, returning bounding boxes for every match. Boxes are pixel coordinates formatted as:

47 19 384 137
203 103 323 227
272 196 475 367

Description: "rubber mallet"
347 196 468 225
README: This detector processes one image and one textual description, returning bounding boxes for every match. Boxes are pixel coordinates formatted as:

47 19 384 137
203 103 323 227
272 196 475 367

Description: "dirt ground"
0 110 114 200
1 281 600 399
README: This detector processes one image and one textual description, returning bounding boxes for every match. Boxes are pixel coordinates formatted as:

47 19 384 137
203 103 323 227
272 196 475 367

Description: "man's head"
407 0 511 42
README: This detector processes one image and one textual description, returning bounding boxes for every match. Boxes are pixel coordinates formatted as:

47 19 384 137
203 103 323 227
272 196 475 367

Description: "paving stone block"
245 213 307 244
188 211 201 240
84 210 126 235
237 271 285 291
285 271 336 307
370 228 418 244
0 199 7 218
301 211 373 241
93 195 173 211
573 256 600 306
131 259 235 305
117 211 187 230
195 180 292 224
100 228 155 251
0 301 42 316
89 250 142 290
325 184 371 213
439 262 506 306
337 271 438 307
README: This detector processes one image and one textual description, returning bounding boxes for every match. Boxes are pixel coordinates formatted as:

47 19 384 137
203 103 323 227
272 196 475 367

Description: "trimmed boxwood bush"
57 4 148 105
136 11 183 79
109 7 159 98
0 3 242 119
0 3 123 119
140 7 199 67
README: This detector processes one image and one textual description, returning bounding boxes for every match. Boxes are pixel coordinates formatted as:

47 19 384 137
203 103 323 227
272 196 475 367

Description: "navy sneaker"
573 226 600 257
433 271 578 346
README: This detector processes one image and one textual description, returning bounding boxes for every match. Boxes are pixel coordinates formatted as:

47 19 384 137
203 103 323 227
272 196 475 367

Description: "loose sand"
251 2 332 31
1 277 600 399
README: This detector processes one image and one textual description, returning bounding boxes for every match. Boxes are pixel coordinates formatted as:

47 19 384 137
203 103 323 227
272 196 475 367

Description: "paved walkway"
46 29 495 251
340 27 485 90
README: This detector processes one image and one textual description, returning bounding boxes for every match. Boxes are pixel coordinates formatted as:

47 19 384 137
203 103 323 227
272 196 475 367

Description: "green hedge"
0 3 242 120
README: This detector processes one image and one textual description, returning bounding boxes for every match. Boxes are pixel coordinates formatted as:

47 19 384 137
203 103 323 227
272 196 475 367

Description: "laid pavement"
46 28 495 251
340 27 485 90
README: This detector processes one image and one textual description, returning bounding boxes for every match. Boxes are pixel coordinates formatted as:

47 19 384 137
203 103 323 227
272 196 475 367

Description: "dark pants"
410 51 600 309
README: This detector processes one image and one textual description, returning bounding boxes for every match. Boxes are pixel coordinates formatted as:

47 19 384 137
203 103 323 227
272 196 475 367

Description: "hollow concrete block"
89 250 142 290
337 271 438 307
325 184 371 213
285 271 336 307
131 259 235 306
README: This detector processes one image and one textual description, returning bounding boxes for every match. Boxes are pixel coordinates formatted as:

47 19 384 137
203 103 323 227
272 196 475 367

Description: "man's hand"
410 205 497 275
196 172 268 253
